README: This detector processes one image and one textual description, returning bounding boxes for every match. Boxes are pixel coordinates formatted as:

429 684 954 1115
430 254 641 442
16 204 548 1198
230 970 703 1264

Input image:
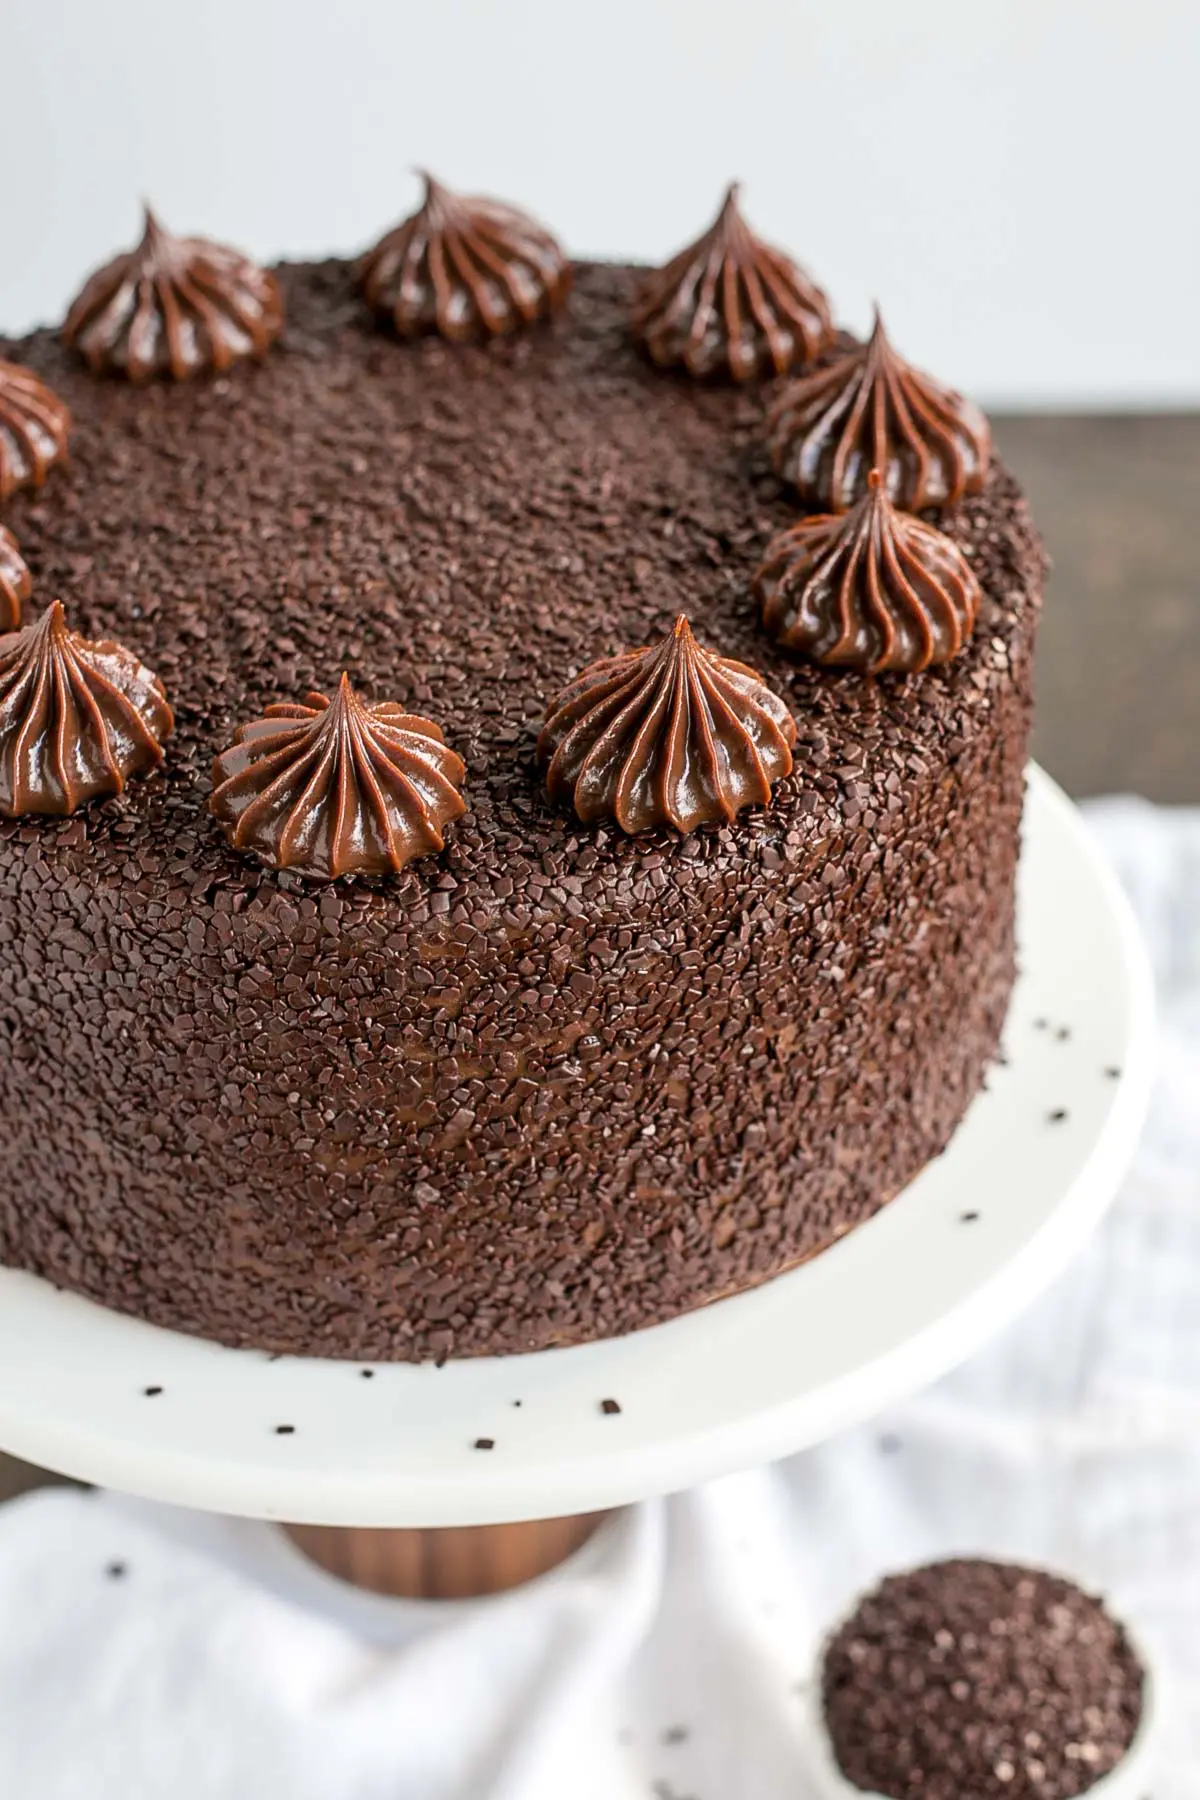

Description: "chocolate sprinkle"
473 1436 494 1451
822 1559 1144 1800
0 262 1043 1361
600 1397 622 1415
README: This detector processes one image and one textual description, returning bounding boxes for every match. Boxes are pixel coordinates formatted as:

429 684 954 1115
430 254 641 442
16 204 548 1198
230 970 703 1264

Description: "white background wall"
4 0 1197 407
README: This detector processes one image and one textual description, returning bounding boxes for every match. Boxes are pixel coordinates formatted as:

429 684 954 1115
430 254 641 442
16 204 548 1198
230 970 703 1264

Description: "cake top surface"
0 259 1040 924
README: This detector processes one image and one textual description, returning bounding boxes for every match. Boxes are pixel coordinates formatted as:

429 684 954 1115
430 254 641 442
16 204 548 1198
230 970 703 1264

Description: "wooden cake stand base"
285 1513 606 1598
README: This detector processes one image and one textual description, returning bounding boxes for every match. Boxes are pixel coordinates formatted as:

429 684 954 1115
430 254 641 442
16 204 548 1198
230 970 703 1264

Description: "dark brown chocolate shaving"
631 182 831 380
822 1559 1144 1800
0 526 32 631
360 172 570 341
755 468 982 672
0 600 173 817
210 674 467 882
538 613 797 834
767 310 991 511
0 358 70 501
63 206 283 382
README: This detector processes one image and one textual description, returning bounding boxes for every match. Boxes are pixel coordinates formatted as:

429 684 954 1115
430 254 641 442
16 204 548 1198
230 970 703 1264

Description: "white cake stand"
0 767 1153 1532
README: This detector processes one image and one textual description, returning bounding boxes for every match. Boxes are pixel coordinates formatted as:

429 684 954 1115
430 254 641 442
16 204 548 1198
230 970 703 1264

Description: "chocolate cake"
0 221 1044 1360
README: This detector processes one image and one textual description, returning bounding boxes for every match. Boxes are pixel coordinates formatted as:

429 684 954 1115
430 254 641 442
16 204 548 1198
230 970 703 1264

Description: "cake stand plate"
0 767 1153 1527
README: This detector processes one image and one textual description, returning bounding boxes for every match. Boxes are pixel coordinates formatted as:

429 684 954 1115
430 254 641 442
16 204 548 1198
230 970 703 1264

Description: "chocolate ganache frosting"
0 358 70 501
755 469 982 673
62 207 284 382
359 173 571 341
0 527 31 632
631 182 832 381
767 309 991 511
538 613 797 834
210 675 467 881
0 600 173 817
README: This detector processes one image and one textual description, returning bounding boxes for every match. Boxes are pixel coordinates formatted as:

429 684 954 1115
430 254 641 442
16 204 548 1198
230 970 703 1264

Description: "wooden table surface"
997 415 1200 804
2 413 1196 1504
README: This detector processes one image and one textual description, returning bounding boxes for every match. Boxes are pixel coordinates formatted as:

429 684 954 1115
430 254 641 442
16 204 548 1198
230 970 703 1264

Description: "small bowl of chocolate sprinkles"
808 1558 1158 1800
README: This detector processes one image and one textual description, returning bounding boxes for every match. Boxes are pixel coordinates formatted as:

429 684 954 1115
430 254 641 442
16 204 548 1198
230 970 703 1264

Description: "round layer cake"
0 261 1043 1360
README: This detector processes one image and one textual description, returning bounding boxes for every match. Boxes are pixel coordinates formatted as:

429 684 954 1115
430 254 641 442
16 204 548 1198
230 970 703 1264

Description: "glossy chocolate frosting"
0 358 70 502
631 182 832 381
360 173 570 341
211 675 467 881
539 613 797 833
755 470 982 672
62 207 283 382
0 600 173 817
767 310 991 511
0 526 31 632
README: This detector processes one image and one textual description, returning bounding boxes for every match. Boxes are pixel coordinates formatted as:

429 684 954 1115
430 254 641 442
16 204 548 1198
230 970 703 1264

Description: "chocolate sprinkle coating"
822 1559 1144 1799
0 262 1042 1361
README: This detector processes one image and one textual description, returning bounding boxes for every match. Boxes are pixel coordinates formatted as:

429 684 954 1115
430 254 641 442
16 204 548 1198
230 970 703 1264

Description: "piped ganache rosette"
0 528 32 632
0 601 172 817
0 230 1042 1361
360 173 570 341
755 471 982 674
210 676 466 881
63 207 283 381
630 183 832 380
767 309 991 511
0 359 70 501
540 615 796 832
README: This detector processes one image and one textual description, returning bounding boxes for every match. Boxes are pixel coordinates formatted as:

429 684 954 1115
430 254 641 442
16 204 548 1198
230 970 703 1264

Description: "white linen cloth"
0 797 1196 1800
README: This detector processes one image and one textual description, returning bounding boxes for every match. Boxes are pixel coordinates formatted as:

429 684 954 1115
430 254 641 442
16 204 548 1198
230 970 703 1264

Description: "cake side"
0 262 1043 1359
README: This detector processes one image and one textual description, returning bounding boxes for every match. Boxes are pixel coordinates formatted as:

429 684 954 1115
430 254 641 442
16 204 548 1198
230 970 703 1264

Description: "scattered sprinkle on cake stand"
0 768 1153 1534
